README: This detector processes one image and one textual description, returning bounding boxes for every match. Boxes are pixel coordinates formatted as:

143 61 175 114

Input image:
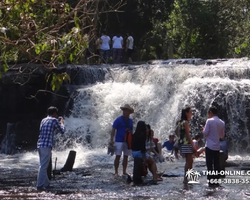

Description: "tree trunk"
61 150 76 172
168 41 174 59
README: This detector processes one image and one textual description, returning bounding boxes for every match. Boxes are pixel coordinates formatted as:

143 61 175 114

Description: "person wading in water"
110 104 134 177
202 106 225 187
36 106 64 191
177 106 197 184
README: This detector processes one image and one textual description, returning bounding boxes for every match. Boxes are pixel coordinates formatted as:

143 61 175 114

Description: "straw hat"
120 104 134 113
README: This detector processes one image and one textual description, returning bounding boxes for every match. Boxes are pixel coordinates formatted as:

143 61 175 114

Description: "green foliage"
235 42 248 55
47 73 71 91
1 0 250 69
131 0 250 60
0 63 8 79
165 0 219 58
0 0 93 66
165 0 250 58
134 1 174 60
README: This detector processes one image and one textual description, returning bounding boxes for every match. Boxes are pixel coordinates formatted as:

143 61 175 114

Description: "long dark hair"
134 121 147 138
180 106 191 122
146 124 152 142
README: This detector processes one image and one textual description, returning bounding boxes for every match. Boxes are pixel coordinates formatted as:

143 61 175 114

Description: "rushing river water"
1 147 250 199
2 58 250 199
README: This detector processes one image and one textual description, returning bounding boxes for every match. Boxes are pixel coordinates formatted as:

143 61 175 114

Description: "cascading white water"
2 59 250 199
61 58 250 153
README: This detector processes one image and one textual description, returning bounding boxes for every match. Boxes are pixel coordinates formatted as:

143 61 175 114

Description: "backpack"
123 118 132 149
124 128 133 149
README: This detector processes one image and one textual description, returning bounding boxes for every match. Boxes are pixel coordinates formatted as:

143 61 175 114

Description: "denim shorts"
132 151 150 159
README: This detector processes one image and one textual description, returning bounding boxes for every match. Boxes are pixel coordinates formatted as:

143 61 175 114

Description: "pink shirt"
203 116 225 151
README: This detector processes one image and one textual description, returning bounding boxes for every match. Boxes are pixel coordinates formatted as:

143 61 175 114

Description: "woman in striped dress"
177 106 197 183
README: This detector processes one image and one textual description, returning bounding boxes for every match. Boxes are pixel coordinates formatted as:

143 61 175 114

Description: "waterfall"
57 58 250 153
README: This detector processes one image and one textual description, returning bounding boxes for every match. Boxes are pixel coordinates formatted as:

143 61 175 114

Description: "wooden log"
168 41 174 59
60 150 76 172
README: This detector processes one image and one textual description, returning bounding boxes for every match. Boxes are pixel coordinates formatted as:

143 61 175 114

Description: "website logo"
186 168 201 182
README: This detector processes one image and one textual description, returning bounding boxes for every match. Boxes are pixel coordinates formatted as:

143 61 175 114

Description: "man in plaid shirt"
36 106 65 190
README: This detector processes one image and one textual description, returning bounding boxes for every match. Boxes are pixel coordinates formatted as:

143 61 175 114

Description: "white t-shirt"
203 116 225 151
101 35 110 50
112 36 123 49
127 36 134 49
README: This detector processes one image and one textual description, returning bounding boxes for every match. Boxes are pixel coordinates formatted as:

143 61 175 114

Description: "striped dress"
178 121 193 154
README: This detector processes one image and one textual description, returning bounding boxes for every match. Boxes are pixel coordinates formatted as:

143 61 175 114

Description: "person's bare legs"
114 155 121 175
146 157 158 181
122 155 128 175
184 153 193 183
174 147 179 159
157 143 162 155
157 143 164 161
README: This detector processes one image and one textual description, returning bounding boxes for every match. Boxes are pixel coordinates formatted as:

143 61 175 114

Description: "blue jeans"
100 50 110 63
36 147 51 188
132 151 150 159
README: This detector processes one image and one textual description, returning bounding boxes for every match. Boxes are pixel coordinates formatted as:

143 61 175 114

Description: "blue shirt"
112 116 133 142
37 116 65 148
162 140 175 151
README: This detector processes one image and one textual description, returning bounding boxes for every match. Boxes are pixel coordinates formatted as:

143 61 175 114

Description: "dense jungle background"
0 0 250 70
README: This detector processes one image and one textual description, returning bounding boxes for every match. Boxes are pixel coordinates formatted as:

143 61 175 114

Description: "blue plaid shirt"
37 116 65 148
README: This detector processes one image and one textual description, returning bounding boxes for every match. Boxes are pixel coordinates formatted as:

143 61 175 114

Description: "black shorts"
127 49 133 57
85 48 91 58
95 49 100 56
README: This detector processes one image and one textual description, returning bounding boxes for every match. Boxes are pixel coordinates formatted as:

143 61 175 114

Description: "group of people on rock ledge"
109 104 225 186
91 32 134 64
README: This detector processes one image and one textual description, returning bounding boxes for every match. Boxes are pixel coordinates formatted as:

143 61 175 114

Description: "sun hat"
120 104 134 113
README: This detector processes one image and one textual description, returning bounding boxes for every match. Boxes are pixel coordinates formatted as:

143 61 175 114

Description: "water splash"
57 58 250 153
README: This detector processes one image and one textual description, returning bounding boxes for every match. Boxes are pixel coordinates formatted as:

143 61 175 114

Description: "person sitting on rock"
192 134 205 157
132 121 163 183
162 134 175 153
145 125 160 158
151 129 163 157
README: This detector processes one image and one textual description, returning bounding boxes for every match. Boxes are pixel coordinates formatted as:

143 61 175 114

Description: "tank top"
178 120 190 145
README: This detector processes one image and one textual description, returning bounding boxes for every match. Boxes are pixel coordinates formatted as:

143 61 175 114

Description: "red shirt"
153 138 159 143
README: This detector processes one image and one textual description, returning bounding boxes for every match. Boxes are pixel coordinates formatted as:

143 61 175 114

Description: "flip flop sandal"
157 171 165 177
156 177 163 181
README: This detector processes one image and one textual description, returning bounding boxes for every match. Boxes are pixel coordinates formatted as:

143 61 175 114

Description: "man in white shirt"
112 34 123 64
126 33 134 63
203 106 225 187
100 31 111 63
